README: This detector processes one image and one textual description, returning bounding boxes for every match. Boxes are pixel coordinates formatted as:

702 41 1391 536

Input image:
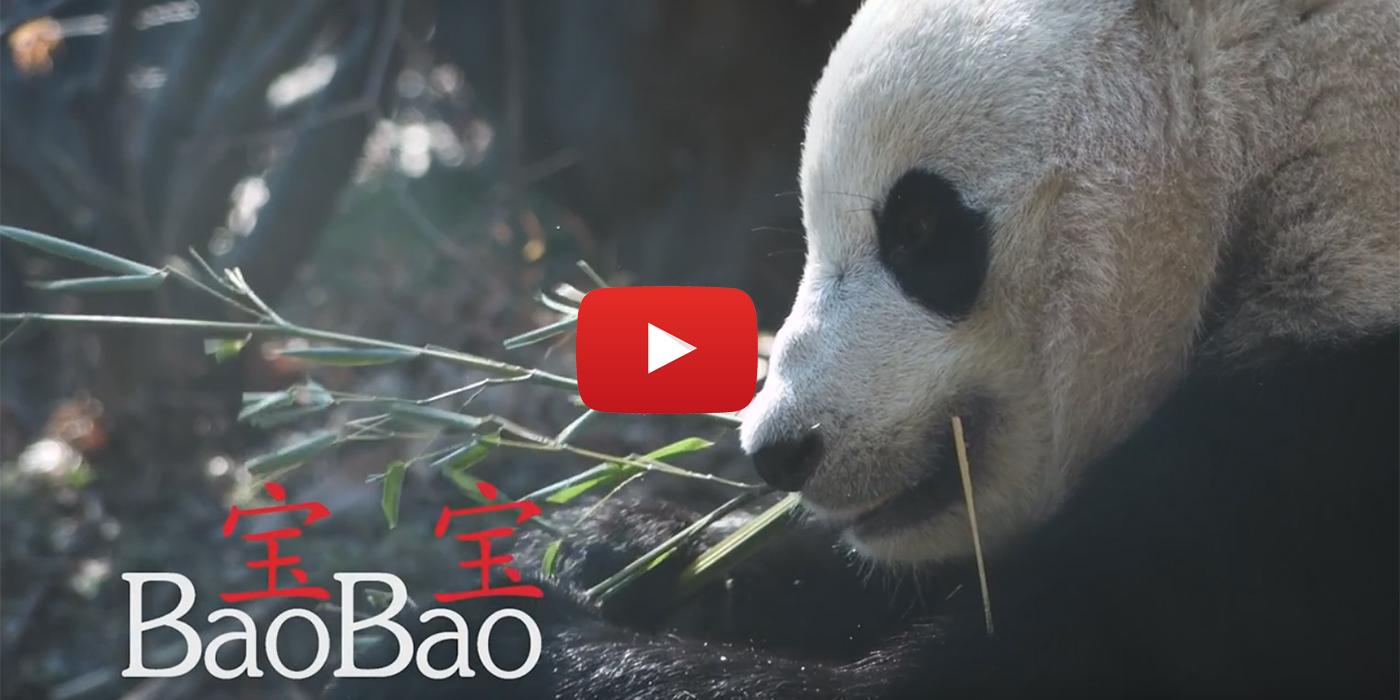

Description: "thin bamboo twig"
488 437 759 491
952 415 994 637
164 263 263 318
0 311 579 391
576 260 609 289
0 317 32 347
555 409 597 443
224 268 290 326
571 472 646 527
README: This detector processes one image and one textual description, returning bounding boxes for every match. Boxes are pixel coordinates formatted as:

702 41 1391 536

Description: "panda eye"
874 169 990 320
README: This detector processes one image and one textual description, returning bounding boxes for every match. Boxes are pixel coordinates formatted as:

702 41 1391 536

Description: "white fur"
740 0 1400 563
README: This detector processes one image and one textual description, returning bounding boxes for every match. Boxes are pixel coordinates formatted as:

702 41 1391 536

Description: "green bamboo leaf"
296 379 334 406
539 438 713 505
438 467 566 537
673 493 800 603
244 431 337 475
244 380 334 427
502 317 577 349
479 417 555 446
381 461 407 529
239 381 331 425
0 225 162 276
30 271 169 293
247 404 331 428
642 437 713 462
542 539 564 576
238 390 294 422
430 438 493 470
388 403 483 431
545 464 626 505
276 346 420 366
586 491 761 603
442 465 491 504
204 336 250 363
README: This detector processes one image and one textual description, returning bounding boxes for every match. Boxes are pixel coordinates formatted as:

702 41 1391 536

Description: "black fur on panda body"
327 328 1398 699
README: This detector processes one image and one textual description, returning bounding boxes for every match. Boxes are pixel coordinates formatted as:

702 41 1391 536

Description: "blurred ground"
0 2 857 698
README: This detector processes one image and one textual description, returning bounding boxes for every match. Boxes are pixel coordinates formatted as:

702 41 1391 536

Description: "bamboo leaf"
586 491 762 603
244 431 337 475
673 493 800 602
295 379 334 407
479 416 555 445
502 317 577 349
238 390 294 422
388 403 483 431
430 438 493 470
642 437 713 462
246 404 331 428
381 461 407 529
0 225 162 276
204 336 250 363
540 438 713 504
545 464 626 504
30 271 169 293
276 346 421 366
239 381 331 426
442 465 491 504
439 466 565 537
542 540 563 577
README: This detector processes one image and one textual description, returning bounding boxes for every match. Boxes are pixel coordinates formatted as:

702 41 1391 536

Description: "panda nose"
750 428 823 492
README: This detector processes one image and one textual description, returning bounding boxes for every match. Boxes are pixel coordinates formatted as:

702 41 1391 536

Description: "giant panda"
329 0 1399 697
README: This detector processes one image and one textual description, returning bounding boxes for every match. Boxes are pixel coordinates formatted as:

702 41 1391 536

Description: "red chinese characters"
433 481 544 603
220 482 331 603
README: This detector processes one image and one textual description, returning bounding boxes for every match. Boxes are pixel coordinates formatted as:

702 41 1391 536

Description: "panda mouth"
849 446 964 538
836 399 993 540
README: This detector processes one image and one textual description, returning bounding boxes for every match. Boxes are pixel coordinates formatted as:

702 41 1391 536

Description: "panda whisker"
943 583 965 602
909 568 928 610
818 189 880 203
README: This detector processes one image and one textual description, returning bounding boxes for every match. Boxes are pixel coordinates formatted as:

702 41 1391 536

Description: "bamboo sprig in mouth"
952 415 995 637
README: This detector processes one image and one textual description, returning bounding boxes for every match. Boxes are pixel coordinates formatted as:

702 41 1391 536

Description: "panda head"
740 0 1399 563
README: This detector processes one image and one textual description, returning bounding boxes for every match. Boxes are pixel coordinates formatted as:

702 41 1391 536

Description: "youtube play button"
576 287 757 414
647 323 695 373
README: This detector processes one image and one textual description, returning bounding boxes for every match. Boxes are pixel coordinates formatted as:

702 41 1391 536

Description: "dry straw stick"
952 415 994 637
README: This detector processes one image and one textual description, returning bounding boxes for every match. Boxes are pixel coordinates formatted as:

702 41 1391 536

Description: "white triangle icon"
647 323 696 374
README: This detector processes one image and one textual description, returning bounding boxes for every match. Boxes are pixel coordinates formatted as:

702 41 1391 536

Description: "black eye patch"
873 170 990 320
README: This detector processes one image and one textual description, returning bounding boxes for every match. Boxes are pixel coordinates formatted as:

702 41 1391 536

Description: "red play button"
576 287 757 414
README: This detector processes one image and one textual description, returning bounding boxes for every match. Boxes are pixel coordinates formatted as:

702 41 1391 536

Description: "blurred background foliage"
0 1 859 697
